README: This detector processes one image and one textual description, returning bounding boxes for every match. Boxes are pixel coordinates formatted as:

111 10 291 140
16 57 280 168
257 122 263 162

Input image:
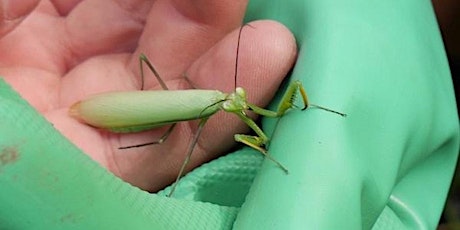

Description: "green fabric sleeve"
234 1 459 229
0 80 239 229
1 0 459 229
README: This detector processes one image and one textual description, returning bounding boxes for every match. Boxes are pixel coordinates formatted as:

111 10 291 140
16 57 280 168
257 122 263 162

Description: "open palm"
0 0 297 192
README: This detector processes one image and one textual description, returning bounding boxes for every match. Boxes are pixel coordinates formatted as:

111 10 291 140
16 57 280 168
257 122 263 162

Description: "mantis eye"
235 87 246 98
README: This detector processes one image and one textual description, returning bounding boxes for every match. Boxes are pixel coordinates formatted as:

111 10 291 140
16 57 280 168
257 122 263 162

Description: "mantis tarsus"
69 25 346 197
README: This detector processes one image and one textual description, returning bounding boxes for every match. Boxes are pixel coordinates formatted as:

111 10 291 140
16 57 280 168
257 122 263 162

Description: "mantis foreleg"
232 80 346 174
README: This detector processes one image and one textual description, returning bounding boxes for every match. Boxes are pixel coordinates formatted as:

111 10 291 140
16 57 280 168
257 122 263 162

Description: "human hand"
0 0 297 192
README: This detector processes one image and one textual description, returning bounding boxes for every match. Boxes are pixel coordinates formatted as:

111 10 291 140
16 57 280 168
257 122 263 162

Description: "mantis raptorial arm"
230 80 346 175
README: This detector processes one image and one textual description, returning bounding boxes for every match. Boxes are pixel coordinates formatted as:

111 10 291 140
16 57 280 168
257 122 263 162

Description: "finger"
0 0 39 36
49 0 83 16
188 20 298 99
64 0 154 61
130 0 248 89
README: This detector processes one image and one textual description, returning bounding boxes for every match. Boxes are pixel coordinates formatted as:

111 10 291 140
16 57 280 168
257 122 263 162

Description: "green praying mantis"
69 25 346 197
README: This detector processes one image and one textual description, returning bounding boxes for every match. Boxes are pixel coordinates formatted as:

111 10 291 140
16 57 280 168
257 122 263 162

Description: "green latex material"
1 1 459 229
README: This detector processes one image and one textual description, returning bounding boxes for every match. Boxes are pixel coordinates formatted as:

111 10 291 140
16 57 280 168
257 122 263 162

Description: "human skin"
0 0 297 192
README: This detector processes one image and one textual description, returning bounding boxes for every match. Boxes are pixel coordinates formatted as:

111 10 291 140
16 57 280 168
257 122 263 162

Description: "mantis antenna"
233 24 255 89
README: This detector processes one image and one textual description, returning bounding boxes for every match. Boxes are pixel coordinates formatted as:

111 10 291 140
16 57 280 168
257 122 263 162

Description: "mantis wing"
69 90 227 133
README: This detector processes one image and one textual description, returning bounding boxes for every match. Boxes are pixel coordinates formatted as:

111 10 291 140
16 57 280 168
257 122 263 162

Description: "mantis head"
222 87 248 112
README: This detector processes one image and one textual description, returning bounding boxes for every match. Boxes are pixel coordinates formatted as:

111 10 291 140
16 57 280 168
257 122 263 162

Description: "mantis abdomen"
69 90 227 133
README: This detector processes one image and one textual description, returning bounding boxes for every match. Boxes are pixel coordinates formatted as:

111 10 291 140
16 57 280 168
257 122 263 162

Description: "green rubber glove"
1 1 459 230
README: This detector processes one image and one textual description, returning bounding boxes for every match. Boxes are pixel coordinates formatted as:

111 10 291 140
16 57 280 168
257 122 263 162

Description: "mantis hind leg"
139 53 169 90
181 72 199 89
118 124 177 149
140 53 199 90
119 55 176 149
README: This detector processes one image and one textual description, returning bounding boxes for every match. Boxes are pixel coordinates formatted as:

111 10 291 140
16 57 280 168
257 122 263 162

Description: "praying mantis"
69 25 346 196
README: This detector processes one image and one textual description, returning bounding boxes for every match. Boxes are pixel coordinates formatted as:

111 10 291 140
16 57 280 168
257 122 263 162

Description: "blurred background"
432 0 459 100
432 1 460 229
